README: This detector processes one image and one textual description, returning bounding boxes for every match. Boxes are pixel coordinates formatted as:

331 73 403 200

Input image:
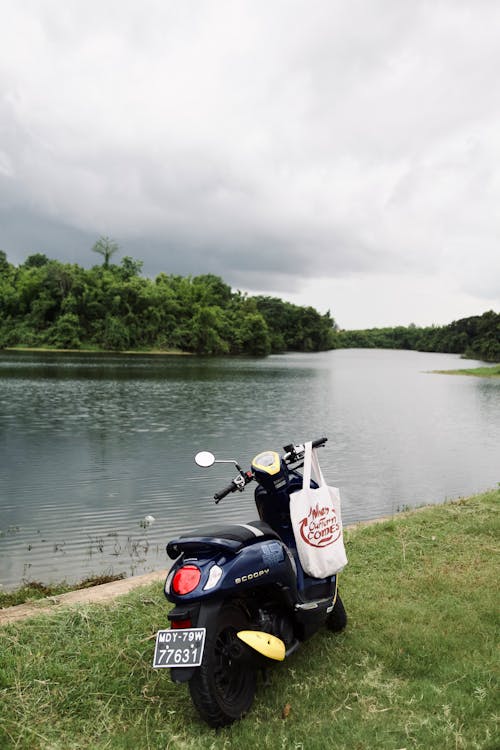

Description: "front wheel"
189 603 257 727
326 593 347 632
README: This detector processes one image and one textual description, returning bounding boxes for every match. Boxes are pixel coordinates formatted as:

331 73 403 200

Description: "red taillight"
171 618 193 629
172 565 201 595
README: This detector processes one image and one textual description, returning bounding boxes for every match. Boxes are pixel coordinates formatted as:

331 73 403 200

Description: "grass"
433 365 500 377
0 489 498 749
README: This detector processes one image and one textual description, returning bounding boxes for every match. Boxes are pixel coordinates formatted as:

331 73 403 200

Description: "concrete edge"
0 569 169 626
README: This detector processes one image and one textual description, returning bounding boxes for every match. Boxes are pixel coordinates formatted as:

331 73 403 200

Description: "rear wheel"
326 593 347 632
189 603 257 727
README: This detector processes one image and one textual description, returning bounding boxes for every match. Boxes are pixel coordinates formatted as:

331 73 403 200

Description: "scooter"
153 436 347 727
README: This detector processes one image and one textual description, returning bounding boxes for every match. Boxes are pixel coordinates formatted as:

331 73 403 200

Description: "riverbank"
0 508 427 618
4 345 192 356
0 569 168 626
1 488 498 749
434 364 500 377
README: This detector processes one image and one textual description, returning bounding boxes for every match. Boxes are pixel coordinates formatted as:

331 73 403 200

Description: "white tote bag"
289 442 347 578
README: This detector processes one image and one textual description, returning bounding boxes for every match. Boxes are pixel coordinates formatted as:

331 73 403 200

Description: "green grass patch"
0 490 498 749
433 365 500 377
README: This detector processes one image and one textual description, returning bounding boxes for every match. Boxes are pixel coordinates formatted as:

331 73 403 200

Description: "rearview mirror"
195 451 215 468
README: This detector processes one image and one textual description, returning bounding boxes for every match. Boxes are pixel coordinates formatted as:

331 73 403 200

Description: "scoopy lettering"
299 502 341 548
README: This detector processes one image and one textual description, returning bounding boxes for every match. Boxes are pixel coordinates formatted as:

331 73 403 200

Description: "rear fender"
169 600 223 684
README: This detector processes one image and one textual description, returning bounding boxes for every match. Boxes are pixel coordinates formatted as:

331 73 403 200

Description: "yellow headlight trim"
251 451 281 476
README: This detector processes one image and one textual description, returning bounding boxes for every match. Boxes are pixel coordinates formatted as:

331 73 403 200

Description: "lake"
0 348 499 590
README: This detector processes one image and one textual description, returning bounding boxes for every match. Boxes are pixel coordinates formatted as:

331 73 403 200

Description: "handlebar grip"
312 436 328 448
214 481 236 503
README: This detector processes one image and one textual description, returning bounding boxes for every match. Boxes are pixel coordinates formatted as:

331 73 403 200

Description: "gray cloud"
1 0 499 326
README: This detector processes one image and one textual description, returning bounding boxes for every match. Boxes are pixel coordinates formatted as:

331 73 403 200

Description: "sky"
1 0 499 329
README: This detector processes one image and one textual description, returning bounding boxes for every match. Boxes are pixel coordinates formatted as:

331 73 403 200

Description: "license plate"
153 628 206 668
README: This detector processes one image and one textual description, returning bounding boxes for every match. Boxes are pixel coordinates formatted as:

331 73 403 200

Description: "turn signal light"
172 565 201 595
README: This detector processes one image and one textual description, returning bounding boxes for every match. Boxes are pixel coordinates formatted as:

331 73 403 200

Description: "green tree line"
336 311 500 362
0 250 337 355
1 246 497 359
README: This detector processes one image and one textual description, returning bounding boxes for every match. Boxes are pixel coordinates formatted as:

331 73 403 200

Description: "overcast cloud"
1 0 499 328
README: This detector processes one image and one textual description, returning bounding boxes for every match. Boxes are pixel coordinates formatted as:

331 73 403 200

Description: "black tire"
189 603 257 727
326 593 347 632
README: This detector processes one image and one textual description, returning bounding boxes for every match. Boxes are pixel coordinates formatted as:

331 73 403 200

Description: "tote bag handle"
302 441 326 490
302 441 312 489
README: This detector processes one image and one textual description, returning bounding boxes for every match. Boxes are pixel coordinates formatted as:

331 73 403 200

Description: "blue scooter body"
157 439 347 728
163 448 340 686
166 536 293 605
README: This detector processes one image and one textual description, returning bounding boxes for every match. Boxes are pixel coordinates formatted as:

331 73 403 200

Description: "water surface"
0 349 498 589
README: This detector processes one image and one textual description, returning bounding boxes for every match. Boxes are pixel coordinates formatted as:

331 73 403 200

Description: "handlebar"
211 437 327 502
214 481 238 503
312 436 328 449
282 436 328 464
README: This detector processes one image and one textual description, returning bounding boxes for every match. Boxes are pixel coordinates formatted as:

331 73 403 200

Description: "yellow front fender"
237 630 286 661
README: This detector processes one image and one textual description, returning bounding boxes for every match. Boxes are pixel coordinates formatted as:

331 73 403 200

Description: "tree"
189 306 230 354
235 312 271 356
23 253 50 268
47 313 81 348
91 236 119 268
119 256 143 280
0 250 11 274
2 250 345 356
192 274 232 306
102 314 130 350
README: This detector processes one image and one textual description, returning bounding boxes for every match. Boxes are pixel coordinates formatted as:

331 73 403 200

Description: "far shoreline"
3 346 193 356
433 364 500 378
4 347 500 369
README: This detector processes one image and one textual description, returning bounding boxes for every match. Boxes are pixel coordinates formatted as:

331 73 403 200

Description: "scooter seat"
167 520 281 559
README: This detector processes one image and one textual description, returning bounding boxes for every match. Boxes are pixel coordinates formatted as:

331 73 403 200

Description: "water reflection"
0 349 498 589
